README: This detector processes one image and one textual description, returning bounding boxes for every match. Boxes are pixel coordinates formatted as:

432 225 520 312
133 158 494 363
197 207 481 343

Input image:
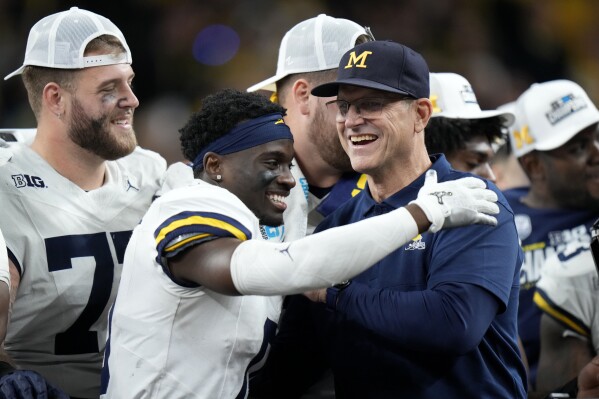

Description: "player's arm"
167 205 429 295
0 260 18 365
577 355 599 398
168 173 499 296
0 259 69 399
536 314 594 394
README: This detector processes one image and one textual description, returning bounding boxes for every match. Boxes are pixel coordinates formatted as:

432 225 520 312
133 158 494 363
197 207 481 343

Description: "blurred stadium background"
1 0 598 163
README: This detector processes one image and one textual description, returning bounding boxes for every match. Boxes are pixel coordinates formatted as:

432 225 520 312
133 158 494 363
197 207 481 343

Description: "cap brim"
312 78 414 98
247 74 281 93
536 119 599 152
4 65 24 81
433 110 515 127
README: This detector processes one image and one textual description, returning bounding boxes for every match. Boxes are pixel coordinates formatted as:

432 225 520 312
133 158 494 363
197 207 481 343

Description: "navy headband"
192 113 293 171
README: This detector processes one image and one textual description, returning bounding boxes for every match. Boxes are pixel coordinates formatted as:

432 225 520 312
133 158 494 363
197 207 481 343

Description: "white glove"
410 170 500 233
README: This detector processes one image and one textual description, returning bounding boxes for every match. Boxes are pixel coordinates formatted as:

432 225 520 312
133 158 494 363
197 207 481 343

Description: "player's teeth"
269 194 285 203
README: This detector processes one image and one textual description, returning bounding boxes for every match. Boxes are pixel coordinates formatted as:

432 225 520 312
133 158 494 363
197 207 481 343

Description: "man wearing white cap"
248 14 374 240
501 79 599 393
490 101 530 191
0 7 166 398
426 72 514 182
247 15 373 397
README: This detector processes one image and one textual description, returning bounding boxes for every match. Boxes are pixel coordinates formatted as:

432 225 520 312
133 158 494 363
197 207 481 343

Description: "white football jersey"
0 143 166 398
102 181 283 399
535 240 599 352
0 228 9 289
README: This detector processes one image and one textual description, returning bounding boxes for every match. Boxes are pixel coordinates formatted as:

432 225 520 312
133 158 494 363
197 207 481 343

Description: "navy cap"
311 40 430 99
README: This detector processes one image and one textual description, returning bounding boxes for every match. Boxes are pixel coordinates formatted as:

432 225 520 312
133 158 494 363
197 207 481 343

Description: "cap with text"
311 40 429 99
429 72 514 126
510 79 599 157
5 7 132 80
247 14 369 93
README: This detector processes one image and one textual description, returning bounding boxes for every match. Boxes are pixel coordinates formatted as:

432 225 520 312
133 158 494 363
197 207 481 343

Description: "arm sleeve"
336 281 500 355
230 207 418 295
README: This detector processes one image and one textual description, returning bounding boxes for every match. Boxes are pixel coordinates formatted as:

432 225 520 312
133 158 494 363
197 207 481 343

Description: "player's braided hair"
179 88 286 166
425 116 506 156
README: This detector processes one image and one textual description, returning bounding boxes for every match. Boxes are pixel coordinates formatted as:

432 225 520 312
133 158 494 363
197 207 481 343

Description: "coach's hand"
0 370 69 399
410 170 499 233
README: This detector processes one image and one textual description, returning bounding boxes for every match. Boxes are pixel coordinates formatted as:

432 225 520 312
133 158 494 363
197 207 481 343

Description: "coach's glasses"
325 96 412 122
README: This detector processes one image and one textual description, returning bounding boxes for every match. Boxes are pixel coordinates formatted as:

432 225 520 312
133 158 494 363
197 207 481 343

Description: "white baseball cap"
510 79 599 157
429 72 515 126
247 14 369 93
5 7 132 80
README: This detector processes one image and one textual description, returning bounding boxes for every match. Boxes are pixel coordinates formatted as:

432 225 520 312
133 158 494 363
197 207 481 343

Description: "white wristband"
230 207 418 295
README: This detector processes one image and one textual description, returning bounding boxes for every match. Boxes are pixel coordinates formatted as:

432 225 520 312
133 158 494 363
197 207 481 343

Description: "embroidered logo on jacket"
405 234 426 251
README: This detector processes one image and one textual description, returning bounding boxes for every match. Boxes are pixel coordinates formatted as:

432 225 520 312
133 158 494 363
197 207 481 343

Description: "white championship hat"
510 79 599 157
429 72 515 126
5 7 132 80
247 14 368 93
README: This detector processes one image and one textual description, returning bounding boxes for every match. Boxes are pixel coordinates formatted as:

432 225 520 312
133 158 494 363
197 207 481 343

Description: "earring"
215 174 222 182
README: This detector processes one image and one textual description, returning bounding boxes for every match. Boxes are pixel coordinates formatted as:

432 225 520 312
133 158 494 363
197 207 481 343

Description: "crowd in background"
1 0 599 163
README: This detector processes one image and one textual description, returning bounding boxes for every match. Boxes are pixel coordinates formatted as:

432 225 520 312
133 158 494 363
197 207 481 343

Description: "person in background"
248 14 374 240
529 212 599 399
0 7 167 398
491 102 530 191
101 88 500 399
425 72 514 182
252 40 526 398
502 79 599 391
248 17 373 396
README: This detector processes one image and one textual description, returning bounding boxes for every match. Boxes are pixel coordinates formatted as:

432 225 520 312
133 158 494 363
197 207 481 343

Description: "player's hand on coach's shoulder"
0 368 69 399
410 170 499 233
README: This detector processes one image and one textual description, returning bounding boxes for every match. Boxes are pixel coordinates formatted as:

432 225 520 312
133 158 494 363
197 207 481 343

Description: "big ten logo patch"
12 174 46 188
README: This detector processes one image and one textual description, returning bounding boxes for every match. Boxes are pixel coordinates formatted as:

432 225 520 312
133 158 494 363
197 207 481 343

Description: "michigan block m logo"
512 125 534 150
344 50 372 69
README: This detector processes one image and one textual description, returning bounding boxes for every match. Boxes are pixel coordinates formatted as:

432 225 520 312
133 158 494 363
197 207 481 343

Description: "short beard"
309 105 353 172
68 98 137 160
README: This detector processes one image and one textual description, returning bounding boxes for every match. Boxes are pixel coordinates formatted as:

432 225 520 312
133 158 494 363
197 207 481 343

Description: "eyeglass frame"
325 96 414 122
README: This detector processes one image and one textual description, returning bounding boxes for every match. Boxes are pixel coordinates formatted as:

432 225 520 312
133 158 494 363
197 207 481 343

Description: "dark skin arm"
578 355 599 398
534 314 594 397
168 237 243 295
168 203 431 299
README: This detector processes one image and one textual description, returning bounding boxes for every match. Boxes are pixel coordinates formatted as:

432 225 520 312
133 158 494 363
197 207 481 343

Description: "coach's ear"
414 97 433 134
